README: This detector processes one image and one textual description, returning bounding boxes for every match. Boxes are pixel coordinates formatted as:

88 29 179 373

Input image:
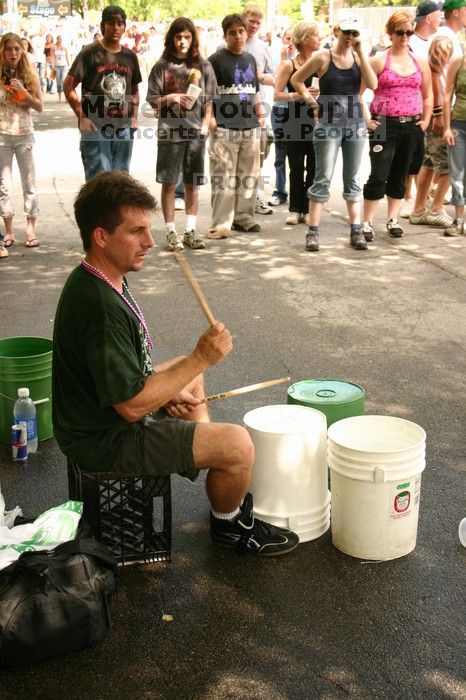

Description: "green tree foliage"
74 0 263 21
337 0 411 5
73 0 407 22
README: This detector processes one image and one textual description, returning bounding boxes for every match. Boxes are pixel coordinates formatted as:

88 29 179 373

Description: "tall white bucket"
328 415 426 560
244 405 330 543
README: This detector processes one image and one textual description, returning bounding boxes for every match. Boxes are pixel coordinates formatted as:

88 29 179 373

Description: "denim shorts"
114 412 197 481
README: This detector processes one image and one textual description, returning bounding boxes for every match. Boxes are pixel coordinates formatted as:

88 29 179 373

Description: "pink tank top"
370 50 422 117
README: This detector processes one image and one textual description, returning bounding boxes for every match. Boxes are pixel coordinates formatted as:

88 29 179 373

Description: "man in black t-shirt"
207 14 264 239
63 5 141 181
53 171 299 557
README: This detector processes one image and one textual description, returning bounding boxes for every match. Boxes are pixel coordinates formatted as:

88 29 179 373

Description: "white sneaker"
183 230 205 249
399 199 413 219
286 213 300 225
444 219 464 237
0 244 9 259
361 221 374 242
255 196 273 215
386 218 404 237
174 198 185 211
268 196 282 206
424 209 453 227
409 209 430 225
166 231 184 252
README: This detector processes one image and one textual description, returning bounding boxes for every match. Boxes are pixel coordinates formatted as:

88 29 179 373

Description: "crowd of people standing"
0 1 465 260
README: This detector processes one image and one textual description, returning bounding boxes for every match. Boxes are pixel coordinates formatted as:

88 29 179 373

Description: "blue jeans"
271 105 288 202
80 127 134 182
272 144 287 201
308 121 365 202
55 65 67 95
448 120 466 207
46 62 55 93
175 170 184 200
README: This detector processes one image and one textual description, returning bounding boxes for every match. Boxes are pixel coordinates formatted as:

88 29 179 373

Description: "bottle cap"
459 518 466 547
17 387 30 398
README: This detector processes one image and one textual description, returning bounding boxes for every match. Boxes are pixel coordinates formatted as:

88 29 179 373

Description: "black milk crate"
67 460 171 565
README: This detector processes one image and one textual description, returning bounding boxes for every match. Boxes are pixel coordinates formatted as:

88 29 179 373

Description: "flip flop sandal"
4 238 14 247
25 238 40 248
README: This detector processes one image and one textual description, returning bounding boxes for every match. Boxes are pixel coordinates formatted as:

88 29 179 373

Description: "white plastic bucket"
244 404 330 542
328 415 426 560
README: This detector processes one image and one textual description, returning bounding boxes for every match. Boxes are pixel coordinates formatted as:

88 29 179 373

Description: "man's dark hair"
222 14 247 36
74 172 157 251
162 17 200 67
100 4 126 33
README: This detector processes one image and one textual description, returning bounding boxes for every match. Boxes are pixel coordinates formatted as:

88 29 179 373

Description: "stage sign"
17 0 72 18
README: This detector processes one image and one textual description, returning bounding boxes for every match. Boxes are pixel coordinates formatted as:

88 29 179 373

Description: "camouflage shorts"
421 131 449 175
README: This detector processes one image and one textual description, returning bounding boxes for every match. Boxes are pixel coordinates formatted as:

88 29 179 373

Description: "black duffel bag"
0 537 118 668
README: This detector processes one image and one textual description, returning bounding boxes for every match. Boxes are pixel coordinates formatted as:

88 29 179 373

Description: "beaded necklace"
80 259 153 350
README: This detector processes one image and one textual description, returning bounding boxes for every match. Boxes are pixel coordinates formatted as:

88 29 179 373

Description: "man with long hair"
147 17 217 251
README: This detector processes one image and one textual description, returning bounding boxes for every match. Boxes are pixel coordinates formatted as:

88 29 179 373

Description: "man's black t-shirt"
208 49 260 130
68 42 142 129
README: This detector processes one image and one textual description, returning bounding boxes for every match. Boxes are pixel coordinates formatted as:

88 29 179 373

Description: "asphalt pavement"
0 93 465 699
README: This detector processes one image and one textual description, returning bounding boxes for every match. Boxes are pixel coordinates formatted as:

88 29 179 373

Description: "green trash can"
287 379 365 427
0 337 53 445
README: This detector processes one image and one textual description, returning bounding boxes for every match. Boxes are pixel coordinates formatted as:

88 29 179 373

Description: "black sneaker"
210 492 299 556
350 229 368 250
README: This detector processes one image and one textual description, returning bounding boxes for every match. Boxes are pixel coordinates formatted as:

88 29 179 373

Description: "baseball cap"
415 1 443 19
338 17 360 32
101 5 127 24
443 0 466 10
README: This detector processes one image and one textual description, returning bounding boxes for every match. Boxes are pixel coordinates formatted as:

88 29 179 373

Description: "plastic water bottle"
13 387 38 454
0 483 5 528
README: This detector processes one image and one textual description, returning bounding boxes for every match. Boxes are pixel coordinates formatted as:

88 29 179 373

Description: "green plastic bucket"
287 379 365 427
0 336 53 444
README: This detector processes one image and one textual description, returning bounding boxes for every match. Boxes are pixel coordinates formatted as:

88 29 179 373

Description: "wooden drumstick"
174 252 216 327
201 376 291 403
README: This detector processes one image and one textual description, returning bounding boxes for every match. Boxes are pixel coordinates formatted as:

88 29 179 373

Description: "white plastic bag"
0 500 83 570
4 506 22 528
0 483 22 528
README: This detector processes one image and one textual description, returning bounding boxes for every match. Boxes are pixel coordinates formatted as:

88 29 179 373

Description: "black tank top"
286 58 315 126
286 58 314 94
318 50 363 125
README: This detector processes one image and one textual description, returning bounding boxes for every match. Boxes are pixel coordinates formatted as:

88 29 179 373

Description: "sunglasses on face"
393 29 414 36
341 29 360 37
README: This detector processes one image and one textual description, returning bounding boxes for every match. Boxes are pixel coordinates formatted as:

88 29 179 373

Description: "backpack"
0 537 118 668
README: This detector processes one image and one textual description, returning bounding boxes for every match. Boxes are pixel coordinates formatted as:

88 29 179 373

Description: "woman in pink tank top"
361 10 432 242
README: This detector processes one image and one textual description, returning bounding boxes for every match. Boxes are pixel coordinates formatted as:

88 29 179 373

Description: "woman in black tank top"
273 21 321 223
291 19 377 252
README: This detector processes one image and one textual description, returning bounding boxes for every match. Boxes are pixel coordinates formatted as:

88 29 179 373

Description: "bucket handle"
374 467 386 483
